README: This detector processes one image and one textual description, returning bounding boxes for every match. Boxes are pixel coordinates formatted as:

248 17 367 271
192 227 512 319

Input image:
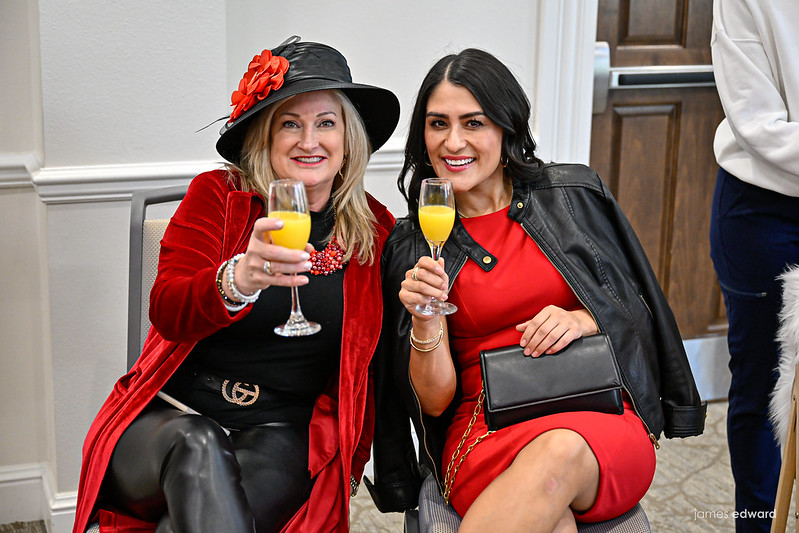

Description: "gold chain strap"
442 386 493 505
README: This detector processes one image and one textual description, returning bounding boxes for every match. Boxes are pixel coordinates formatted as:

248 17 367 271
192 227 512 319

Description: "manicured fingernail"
303 261 312 269
520 339 527 347
301 252 310 260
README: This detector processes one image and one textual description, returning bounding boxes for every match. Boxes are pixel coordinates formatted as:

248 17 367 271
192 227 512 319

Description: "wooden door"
590 0 727 339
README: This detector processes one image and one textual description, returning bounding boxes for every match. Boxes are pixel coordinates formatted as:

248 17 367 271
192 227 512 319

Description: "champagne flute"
416 178 458 315
268 179 321 336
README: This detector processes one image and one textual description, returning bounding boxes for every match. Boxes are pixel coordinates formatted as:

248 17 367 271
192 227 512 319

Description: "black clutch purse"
479 333 624 431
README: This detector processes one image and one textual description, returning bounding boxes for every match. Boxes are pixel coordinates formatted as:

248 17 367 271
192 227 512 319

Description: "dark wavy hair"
398 48 544 215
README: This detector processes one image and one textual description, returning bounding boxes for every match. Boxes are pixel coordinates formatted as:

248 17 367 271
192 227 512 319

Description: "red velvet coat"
73 170 395 533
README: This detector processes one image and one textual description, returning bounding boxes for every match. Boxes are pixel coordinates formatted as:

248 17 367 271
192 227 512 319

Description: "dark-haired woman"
376 48 705 532
73 38 399 533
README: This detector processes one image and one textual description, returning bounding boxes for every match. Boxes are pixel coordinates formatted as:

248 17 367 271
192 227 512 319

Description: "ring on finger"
264 260 274 275
411 266 420 282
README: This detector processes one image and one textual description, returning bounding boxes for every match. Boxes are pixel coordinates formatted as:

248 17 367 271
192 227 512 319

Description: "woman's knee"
515 429 599 498
519 429 596 469
161 415 237 479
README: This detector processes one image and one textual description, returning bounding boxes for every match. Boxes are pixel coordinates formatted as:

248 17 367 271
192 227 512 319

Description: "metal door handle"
593 42 611 114
593 41 715 114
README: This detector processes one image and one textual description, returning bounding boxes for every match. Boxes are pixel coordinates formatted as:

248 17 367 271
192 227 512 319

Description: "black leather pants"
103 402 313 533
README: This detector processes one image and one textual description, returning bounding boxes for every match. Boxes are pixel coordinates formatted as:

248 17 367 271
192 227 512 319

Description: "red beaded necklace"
309 236 346 275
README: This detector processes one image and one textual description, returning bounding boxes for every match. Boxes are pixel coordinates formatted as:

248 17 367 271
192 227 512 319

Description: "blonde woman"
73 37 399 533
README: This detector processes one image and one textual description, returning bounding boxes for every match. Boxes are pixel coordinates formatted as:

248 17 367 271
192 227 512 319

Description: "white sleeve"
711 0 799 178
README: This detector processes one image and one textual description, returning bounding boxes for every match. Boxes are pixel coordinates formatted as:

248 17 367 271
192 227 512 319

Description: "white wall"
0 0 50 524
0 1 598 529
227 0 542 146
0 1 42 157
37 0 225 166
225 0 596 214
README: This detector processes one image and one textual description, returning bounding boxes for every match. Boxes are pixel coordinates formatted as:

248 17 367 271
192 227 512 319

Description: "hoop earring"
424 152 433 167
501 156 509 168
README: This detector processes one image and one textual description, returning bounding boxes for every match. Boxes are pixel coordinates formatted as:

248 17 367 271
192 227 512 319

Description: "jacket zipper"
519 222 661 449
407 365 444 489
408 242 467 492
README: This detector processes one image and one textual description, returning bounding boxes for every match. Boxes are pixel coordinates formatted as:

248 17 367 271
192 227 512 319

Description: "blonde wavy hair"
227 89 377 265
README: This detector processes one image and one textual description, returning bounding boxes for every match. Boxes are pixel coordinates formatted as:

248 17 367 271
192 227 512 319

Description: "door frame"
533 1 597 165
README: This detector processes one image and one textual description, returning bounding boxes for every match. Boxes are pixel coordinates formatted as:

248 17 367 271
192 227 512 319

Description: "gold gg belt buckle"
221 379 260 406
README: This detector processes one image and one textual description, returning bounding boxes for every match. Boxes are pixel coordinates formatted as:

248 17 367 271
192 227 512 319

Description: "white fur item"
769 264 799 451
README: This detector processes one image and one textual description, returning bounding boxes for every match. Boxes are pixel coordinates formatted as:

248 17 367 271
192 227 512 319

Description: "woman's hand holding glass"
267 179 321 336
400 255 458 415
229 217 313 296
399 255 452 319
415 178 458 315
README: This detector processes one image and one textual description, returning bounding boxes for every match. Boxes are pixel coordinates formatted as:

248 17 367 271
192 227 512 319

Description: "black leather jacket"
366 163 706 512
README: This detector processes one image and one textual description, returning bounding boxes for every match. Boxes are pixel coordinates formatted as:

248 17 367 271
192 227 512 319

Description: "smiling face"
269 90 345 210
424 81 505 198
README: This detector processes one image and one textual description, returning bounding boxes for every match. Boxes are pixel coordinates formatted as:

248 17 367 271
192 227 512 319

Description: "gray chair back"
127 184 188 369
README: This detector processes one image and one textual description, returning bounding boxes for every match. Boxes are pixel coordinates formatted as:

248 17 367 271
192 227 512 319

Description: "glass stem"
429 242 444 306
289 275 305 321
430 242 443 262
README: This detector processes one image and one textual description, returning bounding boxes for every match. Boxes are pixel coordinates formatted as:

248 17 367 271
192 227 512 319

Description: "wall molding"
16 149 405 205
32 160 212 205
0 463 78 533
364 147 404 172
0 463 48 525
0 153 41 189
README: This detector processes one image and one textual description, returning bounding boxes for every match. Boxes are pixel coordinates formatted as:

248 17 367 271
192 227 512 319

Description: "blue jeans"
709 167 799 532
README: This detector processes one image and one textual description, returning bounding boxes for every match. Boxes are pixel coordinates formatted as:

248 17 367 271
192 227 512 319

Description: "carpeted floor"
0 524 45 533
3 402 793 532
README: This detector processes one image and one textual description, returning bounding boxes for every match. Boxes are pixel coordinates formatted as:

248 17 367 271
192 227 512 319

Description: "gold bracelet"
410 323 443 344
410 333 443 353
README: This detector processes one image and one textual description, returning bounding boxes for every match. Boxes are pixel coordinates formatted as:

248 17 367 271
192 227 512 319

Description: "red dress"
443 207 656 523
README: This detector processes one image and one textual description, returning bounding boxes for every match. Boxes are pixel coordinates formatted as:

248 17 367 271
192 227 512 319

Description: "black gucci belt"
186 368 267 407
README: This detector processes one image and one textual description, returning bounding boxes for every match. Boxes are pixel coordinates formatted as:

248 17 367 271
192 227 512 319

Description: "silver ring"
264 260 274 275
411 266 420 282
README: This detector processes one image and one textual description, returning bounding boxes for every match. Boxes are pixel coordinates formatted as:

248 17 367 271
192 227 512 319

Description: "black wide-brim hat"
216 37 400 166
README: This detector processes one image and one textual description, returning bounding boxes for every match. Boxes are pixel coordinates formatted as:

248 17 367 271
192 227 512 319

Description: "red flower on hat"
228 50 290 122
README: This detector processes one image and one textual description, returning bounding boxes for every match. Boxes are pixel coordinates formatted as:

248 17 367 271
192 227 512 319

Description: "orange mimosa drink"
269 211 311 250
419 205 455 245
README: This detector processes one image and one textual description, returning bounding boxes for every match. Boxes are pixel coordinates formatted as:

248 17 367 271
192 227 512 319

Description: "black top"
163 204 345 429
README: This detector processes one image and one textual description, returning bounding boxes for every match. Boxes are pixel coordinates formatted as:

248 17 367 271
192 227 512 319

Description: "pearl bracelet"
226 253 261 304
216 260 247 312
